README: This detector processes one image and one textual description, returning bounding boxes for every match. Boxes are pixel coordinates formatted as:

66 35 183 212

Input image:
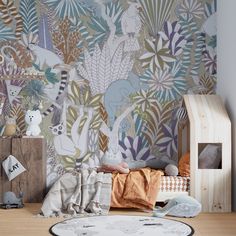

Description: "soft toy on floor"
153 195 202 218
25 110 42 136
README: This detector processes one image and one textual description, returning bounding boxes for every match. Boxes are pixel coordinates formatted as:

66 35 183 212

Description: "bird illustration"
121 1 142 52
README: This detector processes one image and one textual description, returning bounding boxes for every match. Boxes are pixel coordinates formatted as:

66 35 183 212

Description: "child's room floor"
0 204 236 236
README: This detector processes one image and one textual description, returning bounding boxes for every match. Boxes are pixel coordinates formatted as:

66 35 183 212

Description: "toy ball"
165 164 178 176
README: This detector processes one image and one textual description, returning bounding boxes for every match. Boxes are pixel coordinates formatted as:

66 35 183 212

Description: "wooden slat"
0 137 46 203
0 137 12 202
11 137 46 203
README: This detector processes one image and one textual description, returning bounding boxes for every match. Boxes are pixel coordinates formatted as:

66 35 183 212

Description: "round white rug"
50 215 194 236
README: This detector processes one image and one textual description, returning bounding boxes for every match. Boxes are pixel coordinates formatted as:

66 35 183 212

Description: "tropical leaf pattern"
203 48 217 75
78 43 133 95
141 100 175 149
70 17 95 57
139 0 174 37
0 21 15 41
88 1 123 45
0 0 216 181
10 105 26 133
178 16 205 77
52 17 81 63
19 0 38 34
45 0 90 19
139 36 175 72
205 0 217 17
140 69 186 101
159 21 187 56
177 0 204 19
119 136 152 161
99 103 108 153
199 74 216 94
157 120 178 158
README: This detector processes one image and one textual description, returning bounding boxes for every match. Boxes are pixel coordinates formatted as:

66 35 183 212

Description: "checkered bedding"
160 176 190 192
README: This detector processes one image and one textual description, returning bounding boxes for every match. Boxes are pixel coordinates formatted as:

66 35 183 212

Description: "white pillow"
198 144 221 169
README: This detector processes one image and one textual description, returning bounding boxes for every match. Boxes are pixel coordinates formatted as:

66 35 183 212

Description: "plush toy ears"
35 110 40 114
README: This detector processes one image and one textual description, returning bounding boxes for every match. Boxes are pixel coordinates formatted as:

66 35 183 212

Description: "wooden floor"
0 203 236 236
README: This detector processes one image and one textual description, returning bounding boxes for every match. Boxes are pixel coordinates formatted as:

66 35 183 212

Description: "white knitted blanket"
40 169 112 217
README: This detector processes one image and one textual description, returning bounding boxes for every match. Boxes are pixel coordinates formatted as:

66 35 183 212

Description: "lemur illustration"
42 65 87 125
49 106 94 158
27 43 63 70
42 70 68 123
49 123 76 156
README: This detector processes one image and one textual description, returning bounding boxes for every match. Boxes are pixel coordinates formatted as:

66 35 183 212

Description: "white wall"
217 0 236 211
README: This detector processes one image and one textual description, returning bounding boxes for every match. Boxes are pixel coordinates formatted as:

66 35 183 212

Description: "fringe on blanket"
40 169 112 217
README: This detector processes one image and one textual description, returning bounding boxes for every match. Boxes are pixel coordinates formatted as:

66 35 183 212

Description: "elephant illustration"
104 72 148 126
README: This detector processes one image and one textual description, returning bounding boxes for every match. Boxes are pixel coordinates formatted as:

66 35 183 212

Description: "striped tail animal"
42 70 68 124
0 0 23 39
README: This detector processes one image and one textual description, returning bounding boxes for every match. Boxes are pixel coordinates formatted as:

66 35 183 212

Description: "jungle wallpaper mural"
0 0 217 186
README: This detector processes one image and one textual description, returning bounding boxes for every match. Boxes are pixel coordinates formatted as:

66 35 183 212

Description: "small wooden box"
0 136 46 203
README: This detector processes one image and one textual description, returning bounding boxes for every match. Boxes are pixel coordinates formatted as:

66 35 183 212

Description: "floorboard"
0 203 235 236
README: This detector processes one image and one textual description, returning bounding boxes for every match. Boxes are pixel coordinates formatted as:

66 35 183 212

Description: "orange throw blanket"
111 168 163 210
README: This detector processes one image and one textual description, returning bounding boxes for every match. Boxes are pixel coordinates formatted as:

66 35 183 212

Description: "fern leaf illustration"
111 44 123 81
10 105 26 133
99 132 108 153
142 100 175 147
117 53 132 80
98 43 111 93
84 48 92 80
91 43 101 95
19 0 38 34
99 103 108 152
77 64 89 81
123 60 134 81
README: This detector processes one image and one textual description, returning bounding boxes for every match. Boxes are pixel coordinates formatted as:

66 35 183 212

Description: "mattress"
160 176 190 192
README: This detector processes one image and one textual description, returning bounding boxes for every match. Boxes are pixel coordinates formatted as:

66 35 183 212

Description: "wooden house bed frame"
156 95 231 213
